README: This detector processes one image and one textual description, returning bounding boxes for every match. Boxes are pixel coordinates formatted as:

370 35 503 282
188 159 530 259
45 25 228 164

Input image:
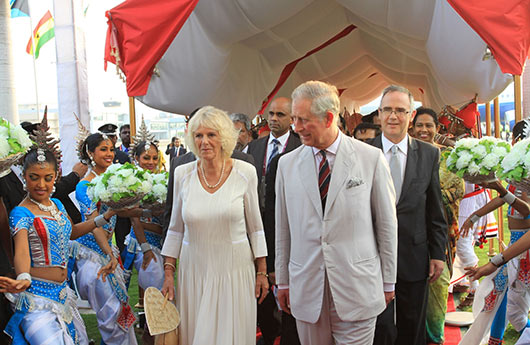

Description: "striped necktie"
267 139 280 172
318 150 331 213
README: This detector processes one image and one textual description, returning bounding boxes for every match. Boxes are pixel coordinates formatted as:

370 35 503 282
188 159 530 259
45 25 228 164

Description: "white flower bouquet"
498 138 530 193
87 163 153 209
0 118 33 177
141 171 168 215
446 136 510 183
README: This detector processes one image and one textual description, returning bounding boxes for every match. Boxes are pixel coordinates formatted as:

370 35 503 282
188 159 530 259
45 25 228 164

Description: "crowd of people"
1 80 530 345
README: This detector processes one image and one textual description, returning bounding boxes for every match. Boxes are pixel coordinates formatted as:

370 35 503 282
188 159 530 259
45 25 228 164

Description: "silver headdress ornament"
129 116 158 162
30 106 62 170
516 118 530 141
98 131 109 141
74 113 91 164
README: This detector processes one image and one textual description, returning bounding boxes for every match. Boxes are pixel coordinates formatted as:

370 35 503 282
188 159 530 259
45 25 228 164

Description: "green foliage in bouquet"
0 117 33 158
446 137 510 178
87 163 153 203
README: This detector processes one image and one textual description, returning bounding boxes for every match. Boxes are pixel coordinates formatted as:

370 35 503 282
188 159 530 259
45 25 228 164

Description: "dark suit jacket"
0 170 82 223
263 133 301 273
166 145 187 159
114 148 130 164
162 150 255 236
370 135 447 281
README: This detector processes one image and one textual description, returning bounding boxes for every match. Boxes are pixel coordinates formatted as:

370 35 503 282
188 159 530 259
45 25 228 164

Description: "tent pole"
515 75 522 123
494 97 500 138
485 102 491 136
493 96 503 254
129 96 136 136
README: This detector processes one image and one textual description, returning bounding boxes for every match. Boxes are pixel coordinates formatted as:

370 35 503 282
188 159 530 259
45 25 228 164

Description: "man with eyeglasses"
370 85 447 345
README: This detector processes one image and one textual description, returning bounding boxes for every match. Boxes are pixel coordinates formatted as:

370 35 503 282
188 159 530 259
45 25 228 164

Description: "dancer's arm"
460 197 504 237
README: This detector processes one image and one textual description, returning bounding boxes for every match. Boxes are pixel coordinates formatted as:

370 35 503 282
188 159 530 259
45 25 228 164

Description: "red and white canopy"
104 0 530 116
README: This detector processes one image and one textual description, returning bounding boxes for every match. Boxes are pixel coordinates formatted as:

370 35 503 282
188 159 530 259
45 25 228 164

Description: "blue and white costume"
122 215 164 290
5 199 89 345
71 181 137 345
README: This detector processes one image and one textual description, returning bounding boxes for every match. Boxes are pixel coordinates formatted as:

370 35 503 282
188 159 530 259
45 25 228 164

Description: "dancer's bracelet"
489 253 506 267
94 214 109 228
502 191 516 205
140 242 152 254
469 214 481 224
164 262 176 271
16 272 31 283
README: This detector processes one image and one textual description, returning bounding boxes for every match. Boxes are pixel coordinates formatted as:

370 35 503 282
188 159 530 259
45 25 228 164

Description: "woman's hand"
0 276 30 293
115 207 143 218
460 217 474 238
142 250 157 270
256 274 269 304
465 262 497 281
161 272 175 301
477 180 504 193
97 256 118 282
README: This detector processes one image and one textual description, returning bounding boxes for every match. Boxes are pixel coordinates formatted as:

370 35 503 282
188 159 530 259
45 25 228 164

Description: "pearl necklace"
200 159 226 189
28 197 66 226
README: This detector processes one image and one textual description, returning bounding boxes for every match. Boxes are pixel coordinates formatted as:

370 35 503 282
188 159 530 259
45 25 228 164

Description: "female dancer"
72 133 137 345
122 136 165 291
2 125 117 344
460 119 530 344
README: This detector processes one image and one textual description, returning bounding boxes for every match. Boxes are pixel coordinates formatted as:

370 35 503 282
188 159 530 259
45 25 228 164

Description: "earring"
52 185 56 194
91 160 96 167
22 180 27 191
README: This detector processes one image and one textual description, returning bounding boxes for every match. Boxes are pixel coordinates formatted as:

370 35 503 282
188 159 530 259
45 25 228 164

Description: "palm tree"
0 0 18 123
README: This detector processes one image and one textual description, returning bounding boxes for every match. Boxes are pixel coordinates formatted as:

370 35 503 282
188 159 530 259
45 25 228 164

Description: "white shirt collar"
268 131 290 148
382 134 408 155
312 131 341 157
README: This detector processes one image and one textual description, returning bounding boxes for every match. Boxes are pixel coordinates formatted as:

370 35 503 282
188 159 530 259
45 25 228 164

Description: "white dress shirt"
311 132 341 173
266 131 290 169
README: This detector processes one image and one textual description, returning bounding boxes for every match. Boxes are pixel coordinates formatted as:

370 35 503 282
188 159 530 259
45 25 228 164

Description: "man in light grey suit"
275 81 398 345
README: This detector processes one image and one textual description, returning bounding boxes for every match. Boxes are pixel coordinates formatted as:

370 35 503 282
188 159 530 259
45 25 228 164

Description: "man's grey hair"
291 81 340 120
380 85 415 110
229 113 251 131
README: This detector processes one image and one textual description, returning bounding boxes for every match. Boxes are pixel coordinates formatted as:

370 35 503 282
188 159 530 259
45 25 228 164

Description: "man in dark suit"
0 196 14 344
166 137 187 160
247 96 301 345
370 85 447 345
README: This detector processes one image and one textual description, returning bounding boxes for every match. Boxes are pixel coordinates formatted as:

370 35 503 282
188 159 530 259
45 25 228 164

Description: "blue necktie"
267 139 280 172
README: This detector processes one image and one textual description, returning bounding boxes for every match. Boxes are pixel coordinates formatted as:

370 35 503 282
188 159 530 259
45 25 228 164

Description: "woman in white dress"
161 106 269 345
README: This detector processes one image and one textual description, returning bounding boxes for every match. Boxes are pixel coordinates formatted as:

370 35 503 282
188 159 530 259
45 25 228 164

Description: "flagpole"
27 2 40 116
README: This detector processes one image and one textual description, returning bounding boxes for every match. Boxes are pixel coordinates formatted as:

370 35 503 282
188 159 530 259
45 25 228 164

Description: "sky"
10 0 128 113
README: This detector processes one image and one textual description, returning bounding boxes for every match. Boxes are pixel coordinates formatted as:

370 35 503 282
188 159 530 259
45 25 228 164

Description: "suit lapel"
324 134 351 216
298 146 322 218
257 135 269 179
398 137 418 204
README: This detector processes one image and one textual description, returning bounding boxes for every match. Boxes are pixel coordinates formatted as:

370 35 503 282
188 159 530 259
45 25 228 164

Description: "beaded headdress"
29 106 62 170
129 116 158 162
74 113 91 164
515 118 530 141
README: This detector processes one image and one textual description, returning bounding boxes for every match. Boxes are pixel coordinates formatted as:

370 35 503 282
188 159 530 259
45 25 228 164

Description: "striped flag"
26 11 55 59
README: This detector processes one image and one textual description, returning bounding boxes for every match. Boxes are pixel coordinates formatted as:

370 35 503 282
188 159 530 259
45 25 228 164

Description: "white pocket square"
346 177 364 189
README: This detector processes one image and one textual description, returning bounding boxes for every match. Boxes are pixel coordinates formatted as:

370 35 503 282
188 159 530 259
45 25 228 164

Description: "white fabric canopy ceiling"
137 0 512 116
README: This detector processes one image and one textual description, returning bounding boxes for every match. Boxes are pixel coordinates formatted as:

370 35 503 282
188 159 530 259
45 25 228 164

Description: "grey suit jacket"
162 150 255 236
275 133 398 322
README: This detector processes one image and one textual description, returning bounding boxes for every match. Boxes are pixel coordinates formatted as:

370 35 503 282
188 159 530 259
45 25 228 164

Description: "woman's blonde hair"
186 106 238 159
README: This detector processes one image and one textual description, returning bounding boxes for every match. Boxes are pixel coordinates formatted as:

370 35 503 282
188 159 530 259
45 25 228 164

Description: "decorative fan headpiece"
515 118 530 141
74 113 91 164
129 116 158 162
29 106 62 169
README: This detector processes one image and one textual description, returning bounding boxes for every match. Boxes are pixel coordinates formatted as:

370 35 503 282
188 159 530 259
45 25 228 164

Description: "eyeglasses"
379 107 410 117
